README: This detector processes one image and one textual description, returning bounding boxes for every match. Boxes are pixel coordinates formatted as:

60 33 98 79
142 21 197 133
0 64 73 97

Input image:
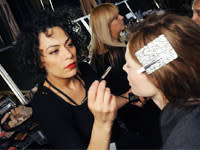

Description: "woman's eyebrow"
45 37 70 51
45 44 59 51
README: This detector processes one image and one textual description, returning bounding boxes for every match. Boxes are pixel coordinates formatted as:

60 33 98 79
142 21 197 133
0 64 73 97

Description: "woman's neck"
44 74 86 105
111 32 120 41
45 75 78 90
152 91 169 110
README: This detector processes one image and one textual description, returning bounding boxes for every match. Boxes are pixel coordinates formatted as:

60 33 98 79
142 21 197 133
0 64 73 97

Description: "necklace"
45 75 87 106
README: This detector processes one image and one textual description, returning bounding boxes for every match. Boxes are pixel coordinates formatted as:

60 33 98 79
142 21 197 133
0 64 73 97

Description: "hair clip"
135 34 178 74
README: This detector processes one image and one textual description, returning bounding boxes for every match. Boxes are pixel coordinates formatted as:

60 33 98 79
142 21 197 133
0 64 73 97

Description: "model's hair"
128 13 200 105
89 3 126 68
15 9 83 74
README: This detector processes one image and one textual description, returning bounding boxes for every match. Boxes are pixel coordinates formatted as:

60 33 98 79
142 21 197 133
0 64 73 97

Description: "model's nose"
192 13 198 23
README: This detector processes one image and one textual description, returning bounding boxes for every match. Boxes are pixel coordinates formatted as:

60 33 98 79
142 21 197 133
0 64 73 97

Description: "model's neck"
152 91 169 110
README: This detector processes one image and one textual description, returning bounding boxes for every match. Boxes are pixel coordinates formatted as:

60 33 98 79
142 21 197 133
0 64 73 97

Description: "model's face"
39 26 77 79
110 14 124 39
123 45 158 98
192 0 200 26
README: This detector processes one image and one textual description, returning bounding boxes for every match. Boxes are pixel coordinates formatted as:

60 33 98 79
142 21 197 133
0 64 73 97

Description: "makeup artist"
89 3 161 148
14 10 119 149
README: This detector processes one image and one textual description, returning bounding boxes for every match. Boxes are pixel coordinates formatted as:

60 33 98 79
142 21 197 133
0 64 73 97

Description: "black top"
95 47 130 95
160 102 200 149
31 62 97 149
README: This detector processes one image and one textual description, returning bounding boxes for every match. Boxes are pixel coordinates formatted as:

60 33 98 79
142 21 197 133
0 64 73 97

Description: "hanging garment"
0 0 19 45
80 0 100 15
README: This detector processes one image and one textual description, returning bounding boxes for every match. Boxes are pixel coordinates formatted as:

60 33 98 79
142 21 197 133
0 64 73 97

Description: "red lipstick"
66 63 76 69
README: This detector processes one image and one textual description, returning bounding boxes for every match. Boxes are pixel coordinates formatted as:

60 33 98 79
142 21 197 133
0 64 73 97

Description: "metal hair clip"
137 58 161 74
135 34 178 74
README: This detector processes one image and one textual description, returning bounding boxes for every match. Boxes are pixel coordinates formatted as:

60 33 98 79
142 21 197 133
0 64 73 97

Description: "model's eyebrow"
45 37 70 51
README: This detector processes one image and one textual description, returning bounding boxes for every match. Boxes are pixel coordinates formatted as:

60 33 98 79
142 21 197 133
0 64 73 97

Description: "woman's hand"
88 80 118 127
87 80 118 150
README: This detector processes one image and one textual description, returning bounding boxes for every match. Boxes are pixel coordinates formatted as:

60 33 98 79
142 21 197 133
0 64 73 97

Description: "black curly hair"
15 9 85 74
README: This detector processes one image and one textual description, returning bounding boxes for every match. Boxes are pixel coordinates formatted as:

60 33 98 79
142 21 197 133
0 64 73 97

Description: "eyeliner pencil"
82 66 112 104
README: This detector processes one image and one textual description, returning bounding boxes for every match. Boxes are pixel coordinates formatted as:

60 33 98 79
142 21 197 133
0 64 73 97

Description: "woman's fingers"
110 95 117 116
104 88 111 105
88 80 99 106
88 80 117 124
95 80 106 104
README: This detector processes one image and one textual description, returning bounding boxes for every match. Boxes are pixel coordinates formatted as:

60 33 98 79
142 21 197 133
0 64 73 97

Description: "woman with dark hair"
14 10 114 149
88 13 200 149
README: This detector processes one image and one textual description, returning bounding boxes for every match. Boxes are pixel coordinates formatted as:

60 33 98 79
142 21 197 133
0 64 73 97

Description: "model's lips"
66 63 76 69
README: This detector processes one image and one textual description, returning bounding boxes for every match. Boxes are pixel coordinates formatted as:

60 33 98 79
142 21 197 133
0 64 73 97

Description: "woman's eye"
68 42 74 47
49 49 58 55
64 40 74 48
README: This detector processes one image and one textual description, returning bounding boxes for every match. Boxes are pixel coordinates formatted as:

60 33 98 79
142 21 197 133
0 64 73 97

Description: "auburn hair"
128 13 200 105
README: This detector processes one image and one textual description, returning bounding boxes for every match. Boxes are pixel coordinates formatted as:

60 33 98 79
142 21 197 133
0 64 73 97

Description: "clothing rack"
0 41 16 53
39 0 55 11
0 64 29 105
74 15 91 34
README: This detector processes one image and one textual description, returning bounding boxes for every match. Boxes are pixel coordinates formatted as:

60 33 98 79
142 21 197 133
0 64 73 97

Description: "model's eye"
49 49 59 55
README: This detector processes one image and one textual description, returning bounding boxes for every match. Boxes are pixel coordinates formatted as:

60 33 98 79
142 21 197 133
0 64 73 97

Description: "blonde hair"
89 3 126 67
89 3 125 51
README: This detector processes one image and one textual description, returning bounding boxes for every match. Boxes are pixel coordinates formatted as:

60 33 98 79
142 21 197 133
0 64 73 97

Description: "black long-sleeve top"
31 62 97 149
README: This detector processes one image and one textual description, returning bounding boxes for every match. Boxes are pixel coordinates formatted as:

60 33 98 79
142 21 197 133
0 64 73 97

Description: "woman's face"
123 45 159 98
110 14 124 39
38 26 77 79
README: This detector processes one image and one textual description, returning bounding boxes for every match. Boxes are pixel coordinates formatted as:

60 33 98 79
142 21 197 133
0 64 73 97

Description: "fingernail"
93 80 99 84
